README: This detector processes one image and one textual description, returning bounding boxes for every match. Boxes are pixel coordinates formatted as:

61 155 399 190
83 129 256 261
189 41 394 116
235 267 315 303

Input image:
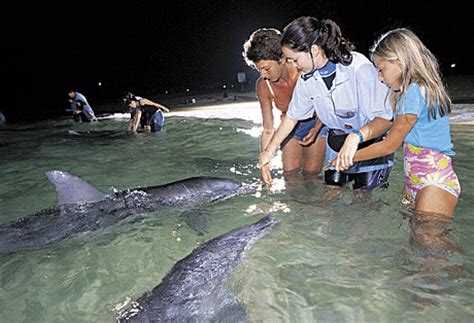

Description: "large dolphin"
117 215 277 322
0 170 255 254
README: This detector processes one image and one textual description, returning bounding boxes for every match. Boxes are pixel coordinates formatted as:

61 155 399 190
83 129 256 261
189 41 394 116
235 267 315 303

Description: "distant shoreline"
1 75 473 124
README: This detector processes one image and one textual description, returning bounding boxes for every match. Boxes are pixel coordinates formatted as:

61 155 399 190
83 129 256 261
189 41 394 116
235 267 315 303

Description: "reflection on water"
0 102 473 322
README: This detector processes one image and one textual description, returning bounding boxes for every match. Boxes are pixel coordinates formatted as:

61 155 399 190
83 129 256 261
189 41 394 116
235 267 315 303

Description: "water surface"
0 101 473 322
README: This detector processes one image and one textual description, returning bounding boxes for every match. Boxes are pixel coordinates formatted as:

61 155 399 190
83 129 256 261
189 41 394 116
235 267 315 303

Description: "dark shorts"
281 116 317 148
324 167 392 190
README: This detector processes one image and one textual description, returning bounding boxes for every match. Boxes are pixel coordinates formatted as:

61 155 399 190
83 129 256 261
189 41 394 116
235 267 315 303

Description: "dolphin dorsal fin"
45 170 106 206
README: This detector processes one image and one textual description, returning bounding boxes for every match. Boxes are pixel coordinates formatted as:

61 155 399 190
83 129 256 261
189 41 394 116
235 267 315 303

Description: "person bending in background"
67 90 97 122
333 28 461 217
259 17 394 192
243 28 326 186
122 92 170 132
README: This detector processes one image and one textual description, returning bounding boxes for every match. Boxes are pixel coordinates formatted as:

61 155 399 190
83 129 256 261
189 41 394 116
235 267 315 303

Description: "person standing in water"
243 28 326 186
333 28 460 217
259 17 394 191
68 90 97 122
122 91 170 132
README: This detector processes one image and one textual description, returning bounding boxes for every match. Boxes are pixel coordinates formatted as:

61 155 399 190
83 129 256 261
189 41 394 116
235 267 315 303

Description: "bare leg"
302 135 326 175
415 186 458 218
281 138 303 173
280 139 304 196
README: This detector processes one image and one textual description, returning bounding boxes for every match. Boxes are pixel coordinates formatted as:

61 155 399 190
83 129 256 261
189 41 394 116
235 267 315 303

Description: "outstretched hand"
258 150 274 185
260 164 272 186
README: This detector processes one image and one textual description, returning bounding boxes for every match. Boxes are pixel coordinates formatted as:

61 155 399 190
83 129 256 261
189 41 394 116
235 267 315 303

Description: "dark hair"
122 91 136 104
242 28 283 68
281 17 355 66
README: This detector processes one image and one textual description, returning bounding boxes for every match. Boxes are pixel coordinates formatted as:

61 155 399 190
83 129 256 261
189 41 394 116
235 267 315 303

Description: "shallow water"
0 101 473 322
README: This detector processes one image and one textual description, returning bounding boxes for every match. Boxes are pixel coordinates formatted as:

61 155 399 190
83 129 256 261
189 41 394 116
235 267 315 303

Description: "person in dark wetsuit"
122 92 170 132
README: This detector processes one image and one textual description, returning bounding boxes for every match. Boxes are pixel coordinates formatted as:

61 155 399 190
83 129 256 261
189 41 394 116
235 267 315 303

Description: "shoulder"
398 83 425 114
349 51 377 77
405 83 423 97
256 77 270 96
76 92 87 100
404 83 425 105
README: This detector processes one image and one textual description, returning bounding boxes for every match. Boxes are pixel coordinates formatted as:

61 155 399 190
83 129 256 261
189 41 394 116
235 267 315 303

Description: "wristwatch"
353 129 364 143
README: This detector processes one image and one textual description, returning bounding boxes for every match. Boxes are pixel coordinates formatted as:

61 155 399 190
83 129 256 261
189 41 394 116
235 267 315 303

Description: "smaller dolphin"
0 170 255 254
117 215 277 322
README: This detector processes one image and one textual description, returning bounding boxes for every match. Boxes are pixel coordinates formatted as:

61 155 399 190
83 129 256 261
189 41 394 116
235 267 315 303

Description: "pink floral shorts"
404 143 461 199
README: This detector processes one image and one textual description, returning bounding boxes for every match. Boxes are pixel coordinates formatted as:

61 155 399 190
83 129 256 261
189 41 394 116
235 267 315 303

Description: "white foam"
450 103 474 124
97 113 131 120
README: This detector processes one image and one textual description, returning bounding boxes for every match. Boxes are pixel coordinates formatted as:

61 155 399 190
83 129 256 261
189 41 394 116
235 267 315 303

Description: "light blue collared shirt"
287 52 393 173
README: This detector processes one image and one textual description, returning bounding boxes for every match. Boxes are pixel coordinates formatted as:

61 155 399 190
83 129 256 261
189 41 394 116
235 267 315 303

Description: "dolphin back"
118 215 277 322
45 170 106 206
138 176 255 206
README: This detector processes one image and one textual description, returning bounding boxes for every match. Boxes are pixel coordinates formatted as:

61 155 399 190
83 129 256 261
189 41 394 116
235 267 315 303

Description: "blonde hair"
370 28 451 119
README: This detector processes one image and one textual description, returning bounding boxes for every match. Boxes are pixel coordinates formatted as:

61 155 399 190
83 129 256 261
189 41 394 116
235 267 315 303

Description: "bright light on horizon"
168 101 262 123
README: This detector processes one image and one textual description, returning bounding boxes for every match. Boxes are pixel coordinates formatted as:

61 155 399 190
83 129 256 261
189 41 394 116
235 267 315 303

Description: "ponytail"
282 17 355 65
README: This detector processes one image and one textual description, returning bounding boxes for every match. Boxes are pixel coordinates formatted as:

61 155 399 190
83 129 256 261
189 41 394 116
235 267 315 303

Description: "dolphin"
0 170 255 254
117 215 277 322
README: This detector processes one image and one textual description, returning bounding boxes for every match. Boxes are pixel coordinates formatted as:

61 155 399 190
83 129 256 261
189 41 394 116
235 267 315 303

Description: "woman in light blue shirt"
260 16 393 190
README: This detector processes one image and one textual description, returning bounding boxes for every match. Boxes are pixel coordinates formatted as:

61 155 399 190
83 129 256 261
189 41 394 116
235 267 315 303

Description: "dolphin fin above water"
45 170 106 206
0 170 256 255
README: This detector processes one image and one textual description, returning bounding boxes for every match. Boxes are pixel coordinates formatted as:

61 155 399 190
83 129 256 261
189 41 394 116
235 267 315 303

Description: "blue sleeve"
76 93 89 105
397 84 424 116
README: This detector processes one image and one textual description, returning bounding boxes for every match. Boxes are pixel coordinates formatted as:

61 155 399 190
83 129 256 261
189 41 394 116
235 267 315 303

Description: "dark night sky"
1 0 473 121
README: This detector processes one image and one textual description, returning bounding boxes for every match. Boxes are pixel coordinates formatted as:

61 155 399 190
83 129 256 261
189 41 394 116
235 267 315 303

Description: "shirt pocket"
332 86 357 119
333 101 357 120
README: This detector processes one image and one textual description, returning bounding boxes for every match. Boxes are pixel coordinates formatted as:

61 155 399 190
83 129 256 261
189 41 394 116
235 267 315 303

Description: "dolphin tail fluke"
45 170 106 206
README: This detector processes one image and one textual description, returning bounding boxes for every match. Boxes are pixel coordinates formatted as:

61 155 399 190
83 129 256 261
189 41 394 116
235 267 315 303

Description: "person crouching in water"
123 92 170 132
68 90 97 122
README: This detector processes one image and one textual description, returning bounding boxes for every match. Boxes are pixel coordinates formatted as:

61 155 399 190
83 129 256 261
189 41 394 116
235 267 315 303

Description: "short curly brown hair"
242 28 283 68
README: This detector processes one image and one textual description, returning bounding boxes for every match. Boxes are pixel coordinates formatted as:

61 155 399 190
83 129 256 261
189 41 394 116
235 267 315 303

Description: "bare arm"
333 117 392 171
139 98 170 113
333 114 417 171
129 110 142 132
257 80 276 152
257 80 275 185
259 115 297 167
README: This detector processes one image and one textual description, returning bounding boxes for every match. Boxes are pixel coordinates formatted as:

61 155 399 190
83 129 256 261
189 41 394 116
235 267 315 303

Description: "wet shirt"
398 83 454 156
287 52 392 132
